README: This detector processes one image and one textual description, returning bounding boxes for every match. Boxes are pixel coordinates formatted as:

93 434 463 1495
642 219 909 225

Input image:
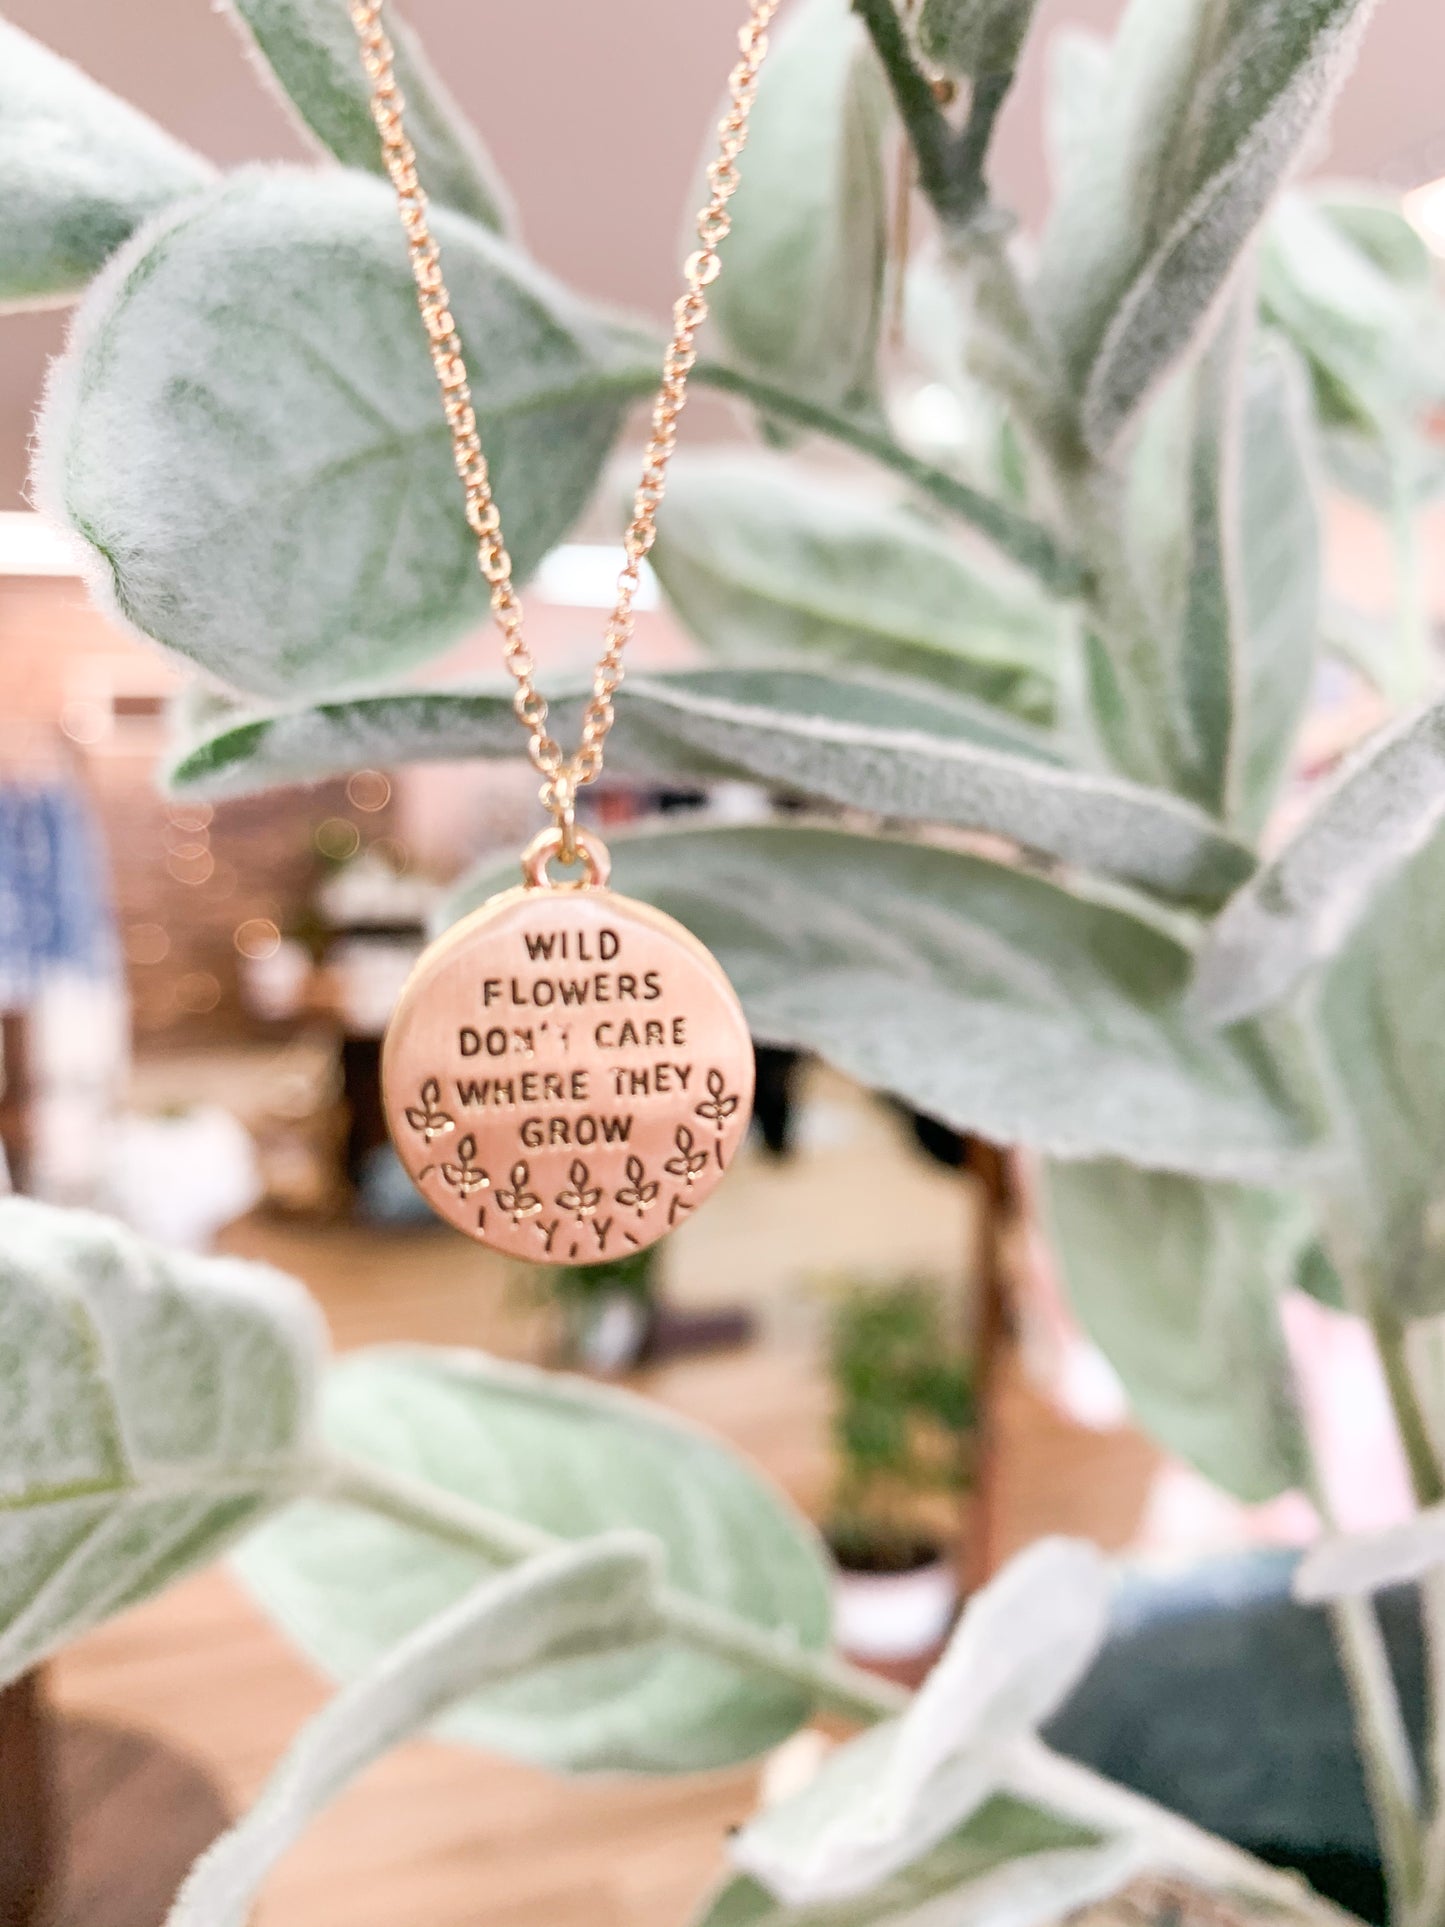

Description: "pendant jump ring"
559 804 578 866
555 779 580 867
540 772 579 865
520 825 611 892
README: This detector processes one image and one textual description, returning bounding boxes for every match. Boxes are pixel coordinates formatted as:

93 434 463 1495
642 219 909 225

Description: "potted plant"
6 0 1445 1923
826 1278 973 1662
542 1246 663 1375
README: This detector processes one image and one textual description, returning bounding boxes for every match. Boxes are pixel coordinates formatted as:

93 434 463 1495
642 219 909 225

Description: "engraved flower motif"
496 1160 542 1221
694 1067 739 1132
555 1159 602 1220
439 1134 489 1196
664 1124 709 1186
404 1076 455 1143
615 1155 660 1216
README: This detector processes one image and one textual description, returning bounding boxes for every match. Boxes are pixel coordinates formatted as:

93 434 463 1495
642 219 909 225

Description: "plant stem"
1284 1206 1429 1919
478 349 1084 596
951 70 1012 207
657 1589 907 1724
496 348 1083 595
1301 1244 1445 1924
850 0 1018 234
1050 457 1178 790
1418 1572 1445 1927
609 302 1089 598
851 0 975 225
1302 1465 1427 1918
1373 1311 1445 1510
321 1452 910 1727
845 0 1091 595
1012 1737 1365 1927
1329 1591 1424 1916
693 360 1085 597
934 227 1081 482
1366 1307 1445 1927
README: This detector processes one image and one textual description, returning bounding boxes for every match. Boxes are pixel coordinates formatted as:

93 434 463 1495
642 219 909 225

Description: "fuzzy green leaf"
1234 343 1322 837
728 1542 1112 1907
446 824 1321 1183
1044 30 1109 194
0 18 213 310
1313 824 1445 1321
222 0 510 231
704 0 889 412
1121 335 1320 832
166 665 1254 909
706 1739 1353 1927
649 454 1061 722
1262 189 1445 709
1170 304 1247 821
693 1800 1128 1927
33 167 650 698
1194 696 1445 1025
1319 429 1445 525
1035 0 1377 453
163 665 1051 797
235 1347 832 1774
0 1199 325 1687
1262 189 1445 454
1042 1163 1312 1501
1294 1509 1445 1604
166 1537 661 1927
701 1722 1327 1927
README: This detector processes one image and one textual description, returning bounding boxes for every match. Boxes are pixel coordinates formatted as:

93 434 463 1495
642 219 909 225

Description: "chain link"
349 0 780 825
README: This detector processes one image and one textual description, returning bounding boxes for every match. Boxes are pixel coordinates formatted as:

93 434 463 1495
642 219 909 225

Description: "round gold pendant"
382 829 754 1264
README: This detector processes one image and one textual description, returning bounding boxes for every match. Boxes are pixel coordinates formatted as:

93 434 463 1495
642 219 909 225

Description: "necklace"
354 0 774 1263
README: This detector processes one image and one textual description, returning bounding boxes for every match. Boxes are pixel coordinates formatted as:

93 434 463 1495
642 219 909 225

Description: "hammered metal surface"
382 885 755 1263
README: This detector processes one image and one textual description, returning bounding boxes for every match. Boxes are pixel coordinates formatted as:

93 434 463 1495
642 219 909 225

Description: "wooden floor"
49 1077 1159 1927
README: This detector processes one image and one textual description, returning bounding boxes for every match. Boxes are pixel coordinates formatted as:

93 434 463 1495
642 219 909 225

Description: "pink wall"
4 0 1443 506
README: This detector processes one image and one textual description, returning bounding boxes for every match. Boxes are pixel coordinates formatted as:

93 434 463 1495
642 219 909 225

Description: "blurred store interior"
3 490 1440 1927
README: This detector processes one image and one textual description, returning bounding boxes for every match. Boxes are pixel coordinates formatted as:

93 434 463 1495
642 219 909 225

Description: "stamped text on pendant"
382 885 754 1264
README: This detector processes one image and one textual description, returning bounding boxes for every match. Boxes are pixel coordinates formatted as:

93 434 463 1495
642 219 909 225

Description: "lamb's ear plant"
7 0 1445 1919
825 1277 973 1572
0 1198 1347 1927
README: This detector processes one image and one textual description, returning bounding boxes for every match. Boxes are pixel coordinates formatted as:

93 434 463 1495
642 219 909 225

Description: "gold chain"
349 0 780 842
